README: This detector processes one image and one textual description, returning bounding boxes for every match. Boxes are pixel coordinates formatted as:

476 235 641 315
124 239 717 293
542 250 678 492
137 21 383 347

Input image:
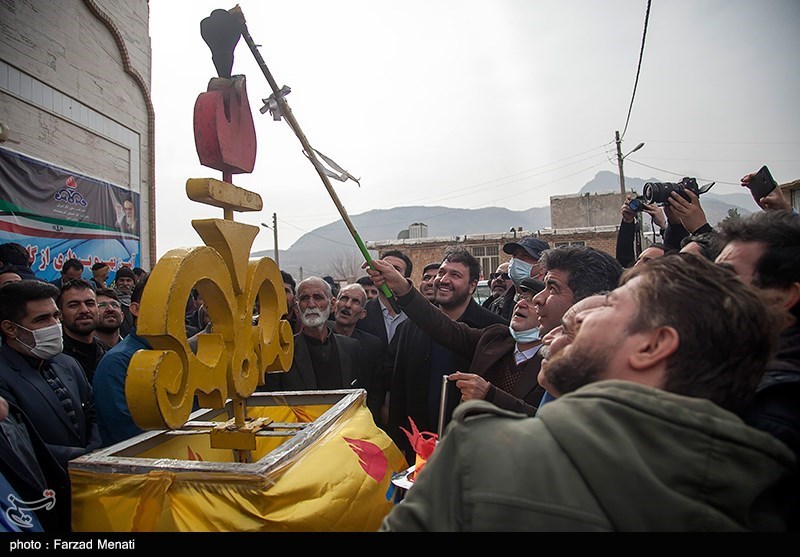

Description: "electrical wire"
621 0 652 139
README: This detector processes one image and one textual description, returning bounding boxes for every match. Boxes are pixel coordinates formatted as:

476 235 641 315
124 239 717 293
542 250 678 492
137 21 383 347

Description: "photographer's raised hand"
742 172 792 212
621 196 635 224
643 203 667 230
667 189 709 233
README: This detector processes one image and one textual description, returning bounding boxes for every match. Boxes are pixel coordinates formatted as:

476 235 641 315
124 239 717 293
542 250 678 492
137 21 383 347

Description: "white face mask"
509 325 540 344
15 322 64 360
508 258 533 285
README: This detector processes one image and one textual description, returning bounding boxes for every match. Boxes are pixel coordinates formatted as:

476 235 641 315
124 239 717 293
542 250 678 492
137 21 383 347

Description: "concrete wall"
0 0 154 265
550 191 625 230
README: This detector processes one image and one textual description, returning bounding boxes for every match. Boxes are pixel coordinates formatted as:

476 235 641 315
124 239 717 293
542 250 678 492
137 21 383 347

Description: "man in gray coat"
380 255 794 532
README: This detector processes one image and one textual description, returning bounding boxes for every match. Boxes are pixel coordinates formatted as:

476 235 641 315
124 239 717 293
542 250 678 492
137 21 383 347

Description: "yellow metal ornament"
125 178 293 441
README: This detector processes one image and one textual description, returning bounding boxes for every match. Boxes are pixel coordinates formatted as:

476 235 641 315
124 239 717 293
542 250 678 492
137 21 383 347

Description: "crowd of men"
0 168 798 532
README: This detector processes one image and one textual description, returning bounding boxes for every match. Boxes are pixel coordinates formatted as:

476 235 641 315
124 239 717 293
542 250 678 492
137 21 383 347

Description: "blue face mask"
509 325 540 344
508 258 533 285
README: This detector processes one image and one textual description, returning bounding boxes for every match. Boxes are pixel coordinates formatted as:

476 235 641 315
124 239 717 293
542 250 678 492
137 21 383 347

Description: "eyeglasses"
489 273 510 281
97 301 121 309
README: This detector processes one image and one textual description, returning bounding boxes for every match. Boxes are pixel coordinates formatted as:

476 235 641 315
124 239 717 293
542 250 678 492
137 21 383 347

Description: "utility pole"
260 214 280 268
615 130 626 197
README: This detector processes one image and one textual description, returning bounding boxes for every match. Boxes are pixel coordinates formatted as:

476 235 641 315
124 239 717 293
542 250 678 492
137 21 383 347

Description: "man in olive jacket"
380 256 794 531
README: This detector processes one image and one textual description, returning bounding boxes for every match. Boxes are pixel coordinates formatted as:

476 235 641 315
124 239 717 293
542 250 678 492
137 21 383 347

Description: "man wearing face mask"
367 245 622 416
0 280 101 469
490 236 549 321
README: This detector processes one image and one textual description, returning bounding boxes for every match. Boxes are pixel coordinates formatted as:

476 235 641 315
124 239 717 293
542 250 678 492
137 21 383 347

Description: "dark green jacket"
381 380 794 531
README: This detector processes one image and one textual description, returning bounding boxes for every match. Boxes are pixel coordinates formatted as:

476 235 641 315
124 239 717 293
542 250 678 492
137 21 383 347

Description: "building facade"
0 0 154 277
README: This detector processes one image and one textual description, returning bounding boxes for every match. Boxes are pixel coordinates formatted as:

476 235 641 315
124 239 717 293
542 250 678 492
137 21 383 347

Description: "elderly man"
381 255 793 532
331 283 387 427
262 277 364 394
483 262 510 309
0 280 101 468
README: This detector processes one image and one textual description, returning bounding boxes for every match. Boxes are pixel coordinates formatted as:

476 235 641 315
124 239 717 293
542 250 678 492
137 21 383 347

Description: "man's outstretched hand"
363 258 413 296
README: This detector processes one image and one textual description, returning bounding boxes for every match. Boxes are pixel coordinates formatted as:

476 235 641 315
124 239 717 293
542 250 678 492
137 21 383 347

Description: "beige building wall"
0 0 154 265
550 191 626 230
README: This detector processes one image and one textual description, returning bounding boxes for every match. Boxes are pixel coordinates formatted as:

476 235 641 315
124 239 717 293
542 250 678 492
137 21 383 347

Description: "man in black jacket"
717 209 800 530
386 247 506 464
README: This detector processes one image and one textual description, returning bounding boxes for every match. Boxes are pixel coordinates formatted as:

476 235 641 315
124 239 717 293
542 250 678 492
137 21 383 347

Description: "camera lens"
628 198 645 212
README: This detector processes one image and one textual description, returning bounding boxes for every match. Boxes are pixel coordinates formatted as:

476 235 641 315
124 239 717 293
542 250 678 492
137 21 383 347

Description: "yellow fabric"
71 404 406 532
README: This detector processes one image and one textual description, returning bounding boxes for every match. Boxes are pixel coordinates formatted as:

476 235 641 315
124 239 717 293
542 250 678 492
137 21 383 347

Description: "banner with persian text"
0 147 140 282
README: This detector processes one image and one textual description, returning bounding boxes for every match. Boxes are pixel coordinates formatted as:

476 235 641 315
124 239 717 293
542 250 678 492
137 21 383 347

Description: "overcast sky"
149 0 800 257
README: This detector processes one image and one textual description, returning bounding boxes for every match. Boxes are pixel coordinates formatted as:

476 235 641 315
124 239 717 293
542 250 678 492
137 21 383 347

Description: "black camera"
642 177 715 206
628 196 647 212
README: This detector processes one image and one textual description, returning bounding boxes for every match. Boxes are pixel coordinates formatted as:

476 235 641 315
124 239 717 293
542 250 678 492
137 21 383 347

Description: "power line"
625 159 738 186
621 0 652 139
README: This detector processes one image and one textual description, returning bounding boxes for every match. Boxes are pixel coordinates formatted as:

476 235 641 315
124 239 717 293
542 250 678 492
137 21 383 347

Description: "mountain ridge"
255 170 759 278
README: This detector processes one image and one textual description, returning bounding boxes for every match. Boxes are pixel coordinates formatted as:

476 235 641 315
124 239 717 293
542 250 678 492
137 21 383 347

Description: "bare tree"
327 249 367 284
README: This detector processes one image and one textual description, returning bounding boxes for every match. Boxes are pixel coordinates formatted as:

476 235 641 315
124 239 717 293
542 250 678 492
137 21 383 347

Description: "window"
554 241 585 247
468 245 499 279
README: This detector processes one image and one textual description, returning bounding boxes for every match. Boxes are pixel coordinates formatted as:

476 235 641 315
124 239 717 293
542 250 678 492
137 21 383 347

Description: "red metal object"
193 75 257 175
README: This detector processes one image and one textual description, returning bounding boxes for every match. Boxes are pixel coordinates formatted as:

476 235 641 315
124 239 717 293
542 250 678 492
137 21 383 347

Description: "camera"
642 177 715 206
628 196 647 212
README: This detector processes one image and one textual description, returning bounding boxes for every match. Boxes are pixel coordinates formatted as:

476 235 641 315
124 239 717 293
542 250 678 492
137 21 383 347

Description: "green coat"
380 380 794 531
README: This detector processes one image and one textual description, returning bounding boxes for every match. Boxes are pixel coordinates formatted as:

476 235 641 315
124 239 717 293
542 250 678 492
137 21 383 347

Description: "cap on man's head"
519 277 545 295
115 266 135 281
503 236 549 261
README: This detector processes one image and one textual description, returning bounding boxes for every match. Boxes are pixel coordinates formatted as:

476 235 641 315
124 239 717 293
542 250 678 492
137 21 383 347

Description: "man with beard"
384 247 506 464
93 288 124 349
57 279 106 383
381 255 794 532
0 280 101 469
368 245 622 421
261 277 364 396
716 209 800 530
331 283 387 427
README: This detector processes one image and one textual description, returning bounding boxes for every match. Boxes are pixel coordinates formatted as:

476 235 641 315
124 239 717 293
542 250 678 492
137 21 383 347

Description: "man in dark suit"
262 277 363 394
385 247 508 463
331 283 388 428
0 280 101 470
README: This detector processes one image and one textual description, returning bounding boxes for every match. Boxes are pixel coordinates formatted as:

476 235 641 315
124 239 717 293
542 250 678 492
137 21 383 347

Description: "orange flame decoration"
399 417 437 480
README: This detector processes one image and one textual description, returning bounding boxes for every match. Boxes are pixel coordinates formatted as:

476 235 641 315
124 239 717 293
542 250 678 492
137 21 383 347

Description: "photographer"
615 195 667 268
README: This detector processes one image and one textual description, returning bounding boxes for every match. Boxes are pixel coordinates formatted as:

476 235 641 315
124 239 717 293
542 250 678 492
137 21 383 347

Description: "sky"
149 0 800 257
